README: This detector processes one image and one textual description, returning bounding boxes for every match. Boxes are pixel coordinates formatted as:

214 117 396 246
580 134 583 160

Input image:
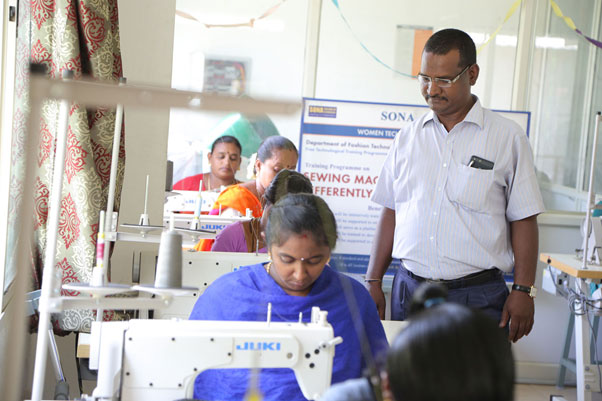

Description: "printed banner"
299 98 530 275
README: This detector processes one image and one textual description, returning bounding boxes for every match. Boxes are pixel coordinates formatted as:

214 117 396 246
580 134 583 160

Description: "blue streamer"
330 0 416 79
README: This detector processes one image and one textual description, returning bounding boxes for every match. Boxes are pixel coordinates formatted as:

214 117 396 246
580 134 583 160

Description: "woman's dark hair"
211 135 242 154
407 282 448 316
423 28 476 67
263 169 313 208
387 303 514 401
257 136 298 163
266 193 337 250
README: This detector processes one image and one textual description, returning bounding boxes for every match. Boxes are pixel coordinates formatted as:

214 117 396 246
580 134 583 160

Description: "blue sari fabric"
189 263 388 401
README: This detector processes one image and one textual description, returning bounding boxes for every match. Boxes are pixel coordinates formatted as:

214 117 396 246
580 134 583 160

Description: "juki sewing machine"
88 306 342 401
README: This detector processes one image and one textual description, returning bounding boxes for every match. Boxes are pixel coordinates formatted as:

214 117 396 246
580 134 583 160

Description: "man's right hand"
366 282 386 319
365 207 395 320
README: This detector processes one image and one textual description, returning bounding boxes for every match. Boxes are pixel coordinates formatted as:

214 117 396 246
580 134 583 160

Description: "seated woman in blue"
189 193 388 401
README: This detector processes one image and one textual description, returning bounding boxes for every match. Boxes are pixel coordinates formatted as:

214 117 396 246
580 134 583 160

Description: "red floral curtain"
28 0 126 332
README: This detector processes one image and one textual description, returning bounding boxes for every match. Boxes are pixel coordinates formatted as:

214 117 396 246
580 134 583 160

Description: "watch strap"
512 283 536 298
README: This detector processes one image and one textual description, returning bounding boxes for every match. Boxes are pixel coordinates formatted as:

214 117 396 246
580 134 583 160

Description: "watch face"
530 286 537 298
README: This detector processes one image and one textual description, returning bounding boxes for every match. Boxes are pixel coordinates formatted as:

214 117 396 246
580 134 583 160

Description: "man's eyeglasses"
417 64 472 88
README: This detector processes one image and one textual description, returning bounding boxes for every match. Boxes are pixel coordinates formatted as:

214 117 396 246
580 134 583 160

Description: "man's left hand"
499 290 534 342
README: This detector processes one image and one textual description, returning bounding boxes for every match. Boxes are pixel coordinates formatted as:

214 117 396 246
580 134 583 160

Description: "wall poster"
203 58 248 95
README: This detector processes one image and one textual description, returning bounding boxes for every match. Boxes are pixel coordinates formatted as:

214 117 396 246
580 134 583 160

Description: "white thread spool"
154 230 183 288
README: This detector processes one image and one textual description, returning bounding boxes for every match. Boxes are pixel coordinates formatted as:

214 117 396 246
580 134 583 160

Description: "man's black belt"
400 264 502 290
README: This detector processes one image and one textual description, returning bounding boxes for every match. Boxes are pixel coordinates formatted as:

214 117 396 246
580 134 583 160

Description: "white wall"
110 0 176 286
168 0 308 176
167 0 523 184
314 0 519 110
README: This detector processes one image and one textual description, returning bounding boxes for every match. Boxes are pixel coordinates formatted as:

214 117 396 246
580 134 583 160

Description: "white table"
541 253 602 401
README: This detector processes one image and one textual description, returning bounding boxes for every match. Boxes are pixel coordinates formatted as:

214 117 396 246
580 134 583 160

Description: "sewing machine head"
89 307 341 401
581 216 602 264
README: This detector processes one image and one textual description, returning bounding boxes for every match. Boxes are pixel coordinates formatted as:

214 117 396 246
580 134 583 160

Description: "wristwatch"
512 284 537 298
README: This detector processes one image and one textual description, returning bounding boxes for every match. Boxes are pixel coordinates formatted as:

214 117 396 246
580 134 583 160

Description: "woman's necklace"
205 173 238 192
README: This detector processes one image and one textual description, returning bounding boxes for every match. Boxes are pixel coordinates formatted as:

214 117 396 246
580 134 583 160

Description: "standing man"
366 28 544 342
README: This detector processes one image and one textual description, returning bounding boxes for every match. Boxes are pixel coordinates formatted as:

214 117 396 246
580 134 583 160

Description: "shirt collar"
422 96 484 129
463 96 484 128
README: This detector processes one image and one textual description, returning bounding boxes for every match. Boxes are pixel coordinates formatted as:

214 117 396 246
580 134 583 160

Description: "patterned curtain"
28 0 126 333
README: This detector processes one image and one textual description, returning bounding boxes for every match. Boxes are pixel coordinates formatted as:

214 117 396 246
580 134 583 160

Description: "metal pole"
47 328 65 382
31 70 73 401
302 0 322 98
102 77 126 269
583 112 602 270
104 76 126 224
575 0 602 194
98 77 126 322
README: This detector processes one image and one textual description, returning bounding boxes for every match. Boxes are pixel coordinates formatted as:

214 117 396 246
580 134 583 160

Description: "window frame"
0 0 19 311
526 0 602 207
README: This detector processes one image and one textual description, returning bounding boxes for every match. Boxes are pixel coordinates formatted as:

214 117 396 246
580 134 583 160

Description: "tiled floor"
515 384 602 400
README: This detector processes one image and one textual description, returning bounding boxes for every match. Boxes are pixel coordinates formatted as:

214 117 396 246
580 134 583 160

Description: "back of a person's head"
407 282 448 316
263 169 313 207
266 193 337 249
424 28 476 67
257 136 298 162
387 303 514 401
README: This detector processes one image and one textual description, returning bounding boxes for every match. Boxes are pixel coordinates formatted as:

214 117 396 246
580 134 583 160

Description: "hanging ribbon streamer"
549 0 602 49
176 0 286 29
331 0 525 77
477 0 523 54
330 0 415 78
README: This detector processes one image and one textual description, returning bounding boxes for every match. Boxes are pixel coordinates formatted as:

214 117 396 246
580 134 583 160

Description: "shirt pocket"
447 159 495 213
